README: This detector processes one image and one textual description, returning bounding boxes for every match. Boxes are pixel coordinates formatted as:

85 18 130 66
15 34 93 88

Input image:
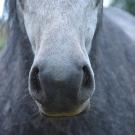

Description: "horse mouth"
36 99 90 117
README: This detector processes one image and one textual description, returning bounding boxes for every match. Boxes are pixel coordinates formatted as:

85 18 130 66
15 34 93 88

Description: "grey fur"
105 7 135 42
0 0 135 135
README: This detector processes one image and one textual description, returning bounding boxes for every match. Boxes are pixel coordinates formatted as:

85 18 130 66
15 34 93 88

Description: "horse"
105 7 135 41
0 0 135 135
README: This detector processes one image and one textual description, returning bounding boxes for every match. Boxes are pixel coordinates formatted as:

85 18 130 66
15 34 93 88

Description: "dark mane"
2 0 31 47
4 0 31 51
4 0 20 32
1 0 34 73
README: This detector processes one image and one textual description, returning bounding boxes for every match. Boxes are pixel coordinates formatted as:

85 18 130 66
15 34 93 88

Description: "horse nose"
29 60 94 112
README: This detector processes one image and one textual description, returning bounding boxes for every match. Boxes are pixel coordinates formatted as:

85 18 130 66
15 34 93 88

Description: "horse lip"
35 99 90 117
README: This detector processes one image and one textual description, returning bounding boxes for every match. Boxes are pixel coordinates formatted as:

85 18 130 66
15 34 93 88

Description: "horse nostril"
82 66 91 88
30 66 41 93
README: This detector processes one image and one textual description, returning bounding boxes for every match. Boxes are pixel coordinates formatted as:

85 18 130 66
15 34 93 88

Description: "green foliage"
0 21 7 51
0 37 5 50
112 0 135 16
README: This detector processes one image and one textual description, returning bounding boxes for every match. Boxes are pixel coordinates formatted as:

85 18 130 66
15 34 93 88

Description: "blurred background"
0 0 135 51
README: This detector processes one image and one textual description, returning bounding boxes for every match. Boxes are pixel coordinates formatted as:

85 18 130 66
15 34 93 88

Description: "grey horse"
0 0 135 135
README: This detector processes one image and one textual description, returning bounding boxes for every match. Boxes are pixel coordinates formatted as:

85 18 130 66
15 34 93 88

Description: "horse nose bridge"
30 52 89 86
35 46 90 79
35 42 87 72
34 56 83 83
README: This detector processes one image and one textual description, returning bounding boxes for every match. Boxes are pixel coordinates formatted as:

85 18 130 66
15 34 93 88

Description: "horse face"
18 0 102 117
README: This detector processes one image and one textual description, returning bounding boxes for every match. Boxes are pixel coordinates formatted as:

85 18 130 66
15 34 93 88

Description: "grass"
0 37 5 50
0 22 7 51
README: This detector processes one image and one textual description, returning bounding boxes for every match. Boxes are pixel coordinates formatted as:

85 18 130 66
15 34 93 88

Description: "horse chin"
36 99 90 118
